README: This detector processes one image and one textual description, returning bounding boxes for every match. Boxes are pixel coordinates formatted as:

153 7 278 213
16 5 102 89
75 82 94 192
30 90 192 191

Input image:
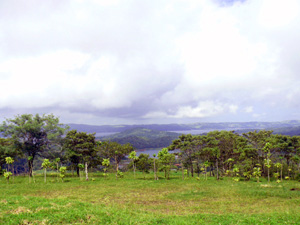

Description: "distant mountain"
67 122 300 149
99 128 180 149
68 120 300 134
273 126 300 136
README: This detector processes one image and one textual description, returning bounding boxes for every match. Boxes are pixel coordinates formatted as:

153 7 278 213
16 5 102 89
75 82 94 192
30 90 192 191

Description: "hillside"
99 128 180 149
68 120 300 134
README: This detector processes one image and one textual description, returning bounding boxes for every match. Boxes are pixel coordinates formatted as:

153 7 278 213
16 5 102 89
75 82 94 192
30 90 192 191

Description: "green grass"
1 172 300 224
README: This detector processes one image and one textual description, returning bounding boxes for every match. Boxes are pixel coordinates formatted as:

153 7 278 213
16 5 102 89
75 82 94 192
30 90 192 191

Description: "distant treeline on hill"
99 128 180 149
97 126 300 149
68 120 300 134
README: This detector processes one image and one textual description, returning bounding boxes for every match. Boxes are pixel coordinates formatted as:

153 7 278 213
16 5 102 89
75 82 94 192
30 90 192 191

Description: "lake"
135 148 179 157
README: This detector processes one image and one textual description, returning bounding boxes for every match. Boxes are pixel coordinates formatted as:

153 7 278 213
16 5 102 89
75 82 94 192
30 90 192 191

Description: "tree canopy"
0 114 68 176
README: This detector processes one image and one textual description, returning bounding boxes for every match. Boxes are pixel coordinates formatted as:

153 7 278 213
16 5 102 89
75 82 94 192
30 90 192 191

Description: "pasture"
1 172 300 224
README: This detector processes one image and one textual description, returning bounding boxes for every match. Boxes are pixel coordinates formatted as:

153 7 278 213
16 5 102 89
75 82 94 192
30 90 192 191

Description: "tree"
129 151 138 178
5 157 14 182
59 166 67 182
41 159 51 183
263 142 272 182
64 130 98 181
102 158 110 177
252 166 262 183
136 153 152 179
158 148 175 180
153 153 158 180
98 141 134 179
54 158 61 182
0 114 68 177
170 134 196 177
0 138 18 175
78 163 84 181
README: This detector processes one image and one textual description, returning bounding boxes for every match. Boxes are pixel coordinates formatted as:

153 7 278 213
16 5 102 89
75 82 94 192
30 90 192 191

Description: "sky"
0 0 300 125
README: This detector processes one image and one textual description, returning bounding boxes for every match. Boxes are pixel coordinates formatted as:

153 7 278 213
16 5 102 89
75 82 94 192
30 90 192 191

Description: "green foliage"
0 114 68 177
252 167 262 183
136 153 152 179
5 157 14 165
59 166 67 182
3 171 12 183
116 170 124 178
102 159 110 177
41 159 51 169
98 141 134 179
158 148 175 179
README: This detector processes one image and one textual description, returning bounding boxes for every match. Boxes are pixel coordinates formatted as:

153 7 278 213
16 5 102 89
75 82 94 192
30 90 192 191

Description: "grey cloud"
0 0 300 125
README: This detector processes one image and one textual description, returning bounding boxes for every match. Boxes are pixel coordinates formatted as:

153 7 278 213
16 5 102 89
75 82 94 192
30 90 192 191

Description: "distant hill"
68 120 300 134
225 126 300 136
272 126 300 136
99 128 180 149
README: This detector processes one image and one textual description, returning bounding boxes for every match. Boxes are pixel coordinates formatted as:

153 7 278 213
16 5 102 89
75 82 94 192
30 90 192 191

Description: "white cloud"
243 106 253 113
258 0 299 29
0 0 300 124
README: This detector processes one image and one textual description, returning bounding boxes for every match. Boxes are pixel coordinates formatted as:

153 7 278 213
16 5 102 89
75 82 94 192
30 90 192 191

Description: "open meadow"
1 172 300 224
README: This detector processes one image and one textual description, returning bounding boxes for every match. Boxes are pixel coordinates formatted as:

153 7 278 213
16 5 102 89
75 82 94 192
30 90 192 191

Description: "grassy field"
1 172 300 224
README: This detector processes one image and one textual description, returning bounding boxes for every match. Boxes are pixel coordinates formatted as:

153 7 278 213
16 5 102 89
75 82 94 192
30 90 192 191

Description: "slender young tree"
78 164 84 181
54 158 60 182
129 151 138 178
158 148 175 180
102 159 110 177
5 157 14 183
153 154 158 180
42 159 51 183
263 142 272 182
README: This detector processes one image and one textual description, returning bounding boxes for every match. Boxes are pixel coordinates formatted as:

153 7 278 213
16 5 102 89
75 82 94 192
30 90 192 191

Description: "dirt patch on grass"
10 206 31 214
0 199 8 204
20 219 48 225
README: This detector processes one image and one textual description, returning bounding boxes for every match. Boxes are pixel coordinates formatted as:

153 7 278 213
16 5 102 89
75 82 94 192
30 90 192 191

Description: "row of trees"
0 114 136 181
1 114 300 183
169 130 300 182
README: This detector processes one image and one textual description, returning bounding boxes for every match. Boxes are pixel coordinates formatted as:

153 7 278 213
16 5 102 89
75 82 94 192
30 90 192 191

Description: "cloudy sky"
0 0 300 125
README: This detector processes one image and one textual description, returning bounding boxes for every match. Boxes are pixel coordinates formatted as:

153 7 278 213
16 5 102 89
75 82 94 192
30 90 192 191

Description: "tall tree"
64 130 98 181
0 114 68 177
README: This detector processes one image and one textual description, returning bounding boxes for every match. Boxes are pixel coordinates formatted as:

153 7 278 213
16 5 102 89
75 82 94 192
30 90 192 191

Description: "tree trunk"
154 159 156 180
116 160 119 180
280 164 283 182
197 163 200 177
56 163 59 181
190 160 194 177
216 159 219 180
133 163 136 178
12 165 14 183
85 162 89 181
44 168 47 183
182 162 184 180
76 166 80 177
28 160 33 177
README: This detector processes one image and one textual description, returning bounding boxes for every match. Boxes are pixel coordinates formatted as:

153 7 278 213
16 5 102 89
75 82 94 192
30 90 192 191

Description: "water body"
136 148 179 157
